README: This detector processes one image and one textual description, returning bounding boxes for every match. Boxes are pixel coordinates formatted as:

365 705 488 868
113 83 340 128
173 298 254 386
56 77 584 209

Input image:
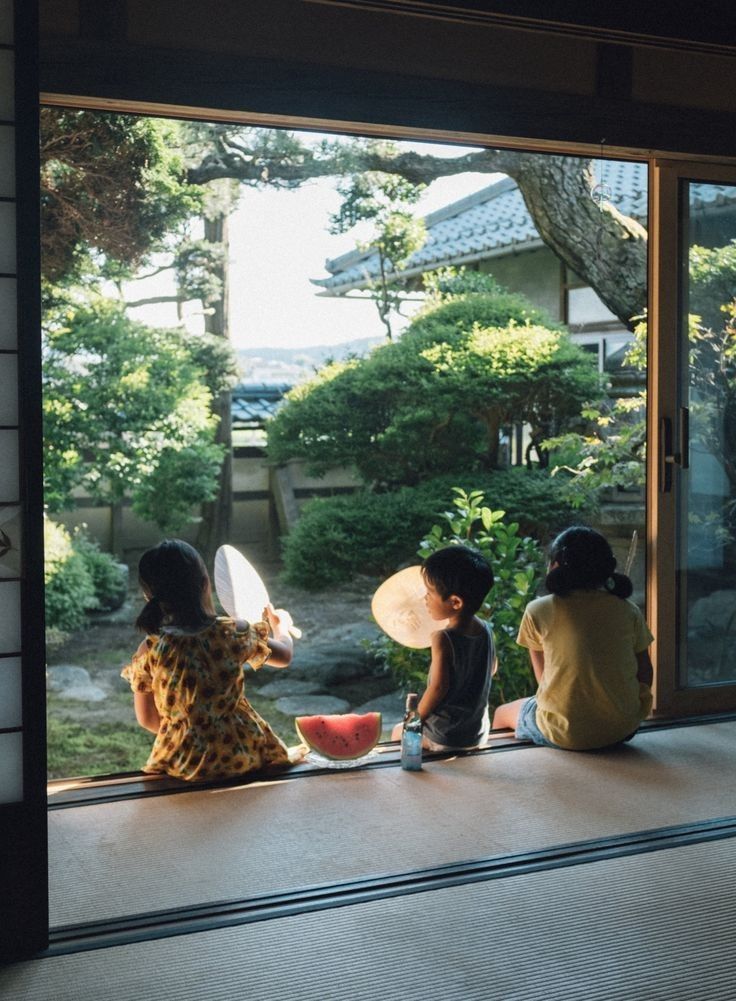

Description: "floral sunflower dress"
121 617 290 781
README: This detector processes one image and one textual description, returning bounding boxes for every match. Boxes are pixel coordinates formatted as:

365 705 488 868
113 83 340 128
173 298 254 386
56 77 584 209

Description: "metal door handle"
661 417 677 492
660 410 689 492
680 406 689 470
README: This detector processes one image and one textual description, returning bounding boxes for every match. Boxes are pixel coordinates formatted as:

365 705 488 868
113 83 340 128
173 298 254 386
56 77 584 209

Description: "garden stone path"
47 665 107 702
275 695 352 715
255 678 324 699
353 690 406 737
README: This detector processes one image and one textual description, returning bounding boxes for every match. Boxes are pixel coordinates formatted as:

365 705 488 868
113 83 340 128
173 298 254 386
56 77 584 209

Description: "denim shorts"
515 696 560 748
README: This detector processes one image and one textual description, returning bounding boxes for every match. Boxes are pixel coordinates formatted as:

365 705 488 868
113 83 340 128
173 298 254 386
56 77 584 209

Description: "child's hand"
263 604 302 640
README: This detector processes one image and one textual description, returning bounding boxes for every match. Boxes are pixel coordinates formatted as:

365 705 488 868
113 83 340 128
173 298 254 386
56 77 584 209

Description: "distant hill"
238 336 382 366
236 336 383 383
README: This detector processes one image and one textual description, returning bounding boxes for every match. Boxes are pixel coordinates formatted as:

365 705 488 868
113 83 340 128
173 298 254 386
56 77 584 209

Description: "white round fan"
214 545 301 637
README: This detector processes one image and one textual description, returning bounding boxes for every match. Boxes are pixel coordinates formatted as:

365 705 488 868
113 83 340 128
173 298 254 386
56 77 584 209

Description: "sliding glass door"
650 162 736 714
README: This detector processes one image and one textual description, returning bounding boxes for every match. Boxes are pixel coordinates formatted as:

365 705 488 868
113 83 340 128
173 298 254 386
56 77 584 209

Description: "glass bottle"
401 692 423 771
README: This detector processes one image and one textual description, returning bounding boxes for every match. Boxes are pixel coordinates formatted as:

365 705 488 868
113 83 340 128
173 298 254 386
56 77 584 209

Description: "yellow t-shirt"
517 590 654 750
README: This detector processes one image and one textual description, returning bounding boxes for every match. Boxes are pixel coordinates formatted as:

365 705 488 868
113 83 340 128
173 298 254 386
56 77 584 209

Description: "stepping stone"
275 695 351 716
46 664 107 702
353 690 406 735
256 679 323 699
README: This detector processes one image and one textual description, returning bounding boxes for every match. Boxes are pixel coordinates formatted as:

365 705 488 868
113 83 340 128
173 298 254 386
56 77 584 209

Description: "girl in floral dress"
122 539 300 782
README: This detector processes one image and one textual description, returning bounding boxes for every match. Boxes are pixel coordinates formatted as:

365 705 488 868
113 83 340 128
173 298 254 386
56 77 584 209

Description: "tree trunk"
481 412 502 469
195 212 232 567
512 155 647 329
110 501 124 561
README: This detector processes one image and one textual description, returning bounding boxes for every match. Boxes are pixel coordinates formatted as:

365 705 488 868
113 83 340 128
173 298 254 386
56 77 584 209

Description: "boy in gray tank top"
391 546 496 750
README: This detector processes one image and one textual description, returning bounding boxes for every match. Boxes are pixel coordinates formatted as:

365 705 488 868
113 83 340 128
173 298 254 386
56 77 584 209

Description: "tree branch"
187 136 647 326
125 295 184 309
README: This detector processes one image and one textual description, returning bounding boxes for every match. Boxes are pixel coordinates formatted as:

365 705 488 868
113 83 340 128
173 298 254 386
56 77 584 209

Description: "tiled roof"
313 161 734 295
231 383 290 428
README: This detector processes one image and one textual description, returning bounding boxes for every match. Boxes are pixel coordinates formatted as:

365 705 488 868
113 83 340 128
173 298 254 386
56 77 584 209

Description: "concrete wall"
51 451 362 561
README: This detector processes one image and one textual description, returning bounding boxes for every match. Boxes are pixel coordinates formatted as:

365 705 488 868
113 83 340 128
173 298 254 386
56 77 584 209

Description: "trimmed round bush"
281 469 581 589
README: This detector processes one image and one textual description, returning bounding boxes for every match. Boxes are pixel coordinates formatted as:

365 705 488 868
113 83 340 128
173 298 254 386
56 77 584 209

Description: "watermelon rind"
295 712 382 761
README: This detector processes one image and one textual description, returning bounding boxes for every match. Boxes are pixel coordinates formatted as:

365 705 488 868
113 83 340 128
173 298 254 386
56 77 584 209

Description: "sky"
124 135 500 351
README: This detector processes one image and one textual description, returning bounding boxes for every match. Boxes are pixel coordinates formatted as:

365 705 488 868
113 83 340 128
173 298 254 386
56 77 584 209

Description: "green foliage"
548 242 736 509
131 442 226 535
689 241 736 331
545 392 646 510
46 714 154 779
44 519 129 632
374 489 545 710
409 282 558 340
70 533 128 612
268 282 598 486
330 156 427 339
43 298 231 531
422 267 510 301
44 519 99 633
173 238 226 306
281 468 572 589
281 487 449 589
41 110 202 285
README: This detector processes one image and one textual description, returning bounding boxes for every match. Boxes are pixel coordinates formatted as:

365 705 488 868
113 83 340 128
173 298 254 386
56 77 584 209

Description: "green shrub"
281 468 579 589
44 518 98 633
282 487 438 589
373 488 545 711
414 468 585 541
407 288 558 347
45 519 129 633
72 531 128 612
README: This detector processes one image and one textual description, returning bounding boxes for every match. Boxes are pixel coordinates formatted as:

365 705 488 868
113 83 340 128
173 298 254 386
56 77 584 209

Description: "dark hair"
136 539 215 633
545 526 632 599
422 545 494 614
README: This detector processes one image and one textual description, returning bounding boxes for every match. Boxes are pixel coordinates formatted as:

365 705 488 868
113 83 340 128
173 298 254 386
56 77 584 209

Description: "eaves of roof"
315 237 546 297
313 161 736 297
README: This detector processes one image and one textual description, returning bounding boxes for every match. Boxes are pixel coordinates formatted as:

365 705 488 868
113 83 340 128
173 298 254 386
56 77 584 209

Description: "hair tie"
605 576 615 591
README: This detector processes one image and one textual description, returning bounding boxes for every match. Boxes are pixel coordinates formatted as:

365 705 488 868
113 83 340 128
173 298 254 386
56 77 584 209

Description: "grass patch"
246 693 299 745
47 695 300 779
46 716 153 779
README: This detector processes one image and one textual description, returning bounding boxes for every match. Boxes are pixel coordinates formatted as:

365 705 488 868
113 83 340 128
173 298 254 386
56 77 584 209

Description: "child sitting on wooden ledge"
391 545 497 751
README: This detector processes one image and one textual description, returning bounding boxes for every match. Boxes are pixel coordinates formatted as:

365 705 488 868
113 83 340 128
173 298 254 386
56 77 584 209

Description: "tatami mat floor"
6 835 736 1000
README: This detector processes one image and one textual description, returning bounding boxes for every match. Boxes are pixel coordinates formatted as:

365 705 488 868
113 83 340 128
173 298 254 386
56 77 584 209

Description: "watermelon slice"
295 712 382 761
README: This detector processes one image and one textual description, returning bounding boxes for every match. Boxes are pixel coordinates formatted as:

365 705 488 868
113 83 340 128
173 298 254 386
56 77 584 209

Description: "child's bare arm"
263 604 294 668
418 631 452 720
529 648 545 684
636 650 653 687
133 691 161 734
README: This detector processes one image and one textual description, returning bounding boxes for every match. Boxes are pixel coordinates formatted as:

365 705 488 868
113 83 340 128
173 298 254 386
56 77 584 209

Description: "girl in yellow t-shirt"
493 526 653 751
122 539 302 781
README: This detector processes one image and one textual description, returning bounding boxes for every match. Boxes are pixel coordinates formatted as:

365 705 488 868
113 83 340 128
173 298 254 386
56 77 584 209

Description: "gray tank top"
424 622 495 748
